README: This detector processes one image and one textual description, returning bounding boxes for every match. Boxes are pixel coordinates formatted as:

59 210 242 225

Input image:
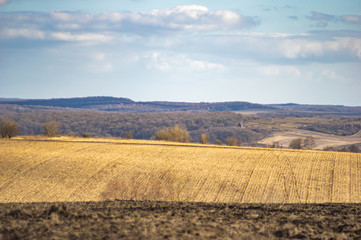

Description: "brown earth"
1 200 361 240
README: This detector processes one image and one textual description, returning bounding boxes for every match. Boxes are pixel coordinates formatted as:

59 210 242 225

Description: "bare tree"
289 138 303 149
303 136 316 150
43 120 60 137
0 120 19 138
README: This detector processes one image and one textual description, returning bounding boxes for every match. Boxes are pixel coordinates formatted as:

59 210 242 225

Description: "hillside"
1 137 360 203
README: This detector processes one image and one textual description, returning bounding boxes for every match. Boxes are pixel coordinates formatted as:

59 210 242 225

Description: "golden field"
0 137 360 203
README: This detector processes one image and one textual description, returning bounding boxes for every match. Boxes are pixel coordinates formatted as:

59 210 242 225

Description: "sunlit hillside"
1 137 360 203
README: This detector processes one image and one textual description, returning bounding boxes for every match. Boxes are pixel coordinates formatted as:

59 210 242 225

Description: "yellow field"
1 137 360 203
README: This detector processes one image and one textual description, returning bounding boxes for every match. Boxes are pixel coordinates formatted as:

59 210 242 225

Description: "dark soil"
1 201 360 239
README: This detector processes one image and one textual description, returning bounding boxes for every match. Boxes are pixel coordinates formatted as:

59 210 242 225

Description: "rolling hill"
1 137 360 203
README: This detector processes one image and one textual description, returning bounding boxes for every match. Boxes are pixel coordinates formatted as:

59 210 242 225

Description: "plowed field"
1 201 360 239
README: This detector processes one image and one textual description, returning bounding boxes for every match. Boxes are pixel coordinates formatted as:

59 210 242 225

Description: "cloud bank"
1 6 360 64
309 11 361 27
0 5 259 36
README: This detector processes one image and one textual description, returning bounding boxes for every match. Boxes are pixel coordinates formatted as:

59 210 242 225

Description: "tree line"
1 115 359 152
0 112 256 145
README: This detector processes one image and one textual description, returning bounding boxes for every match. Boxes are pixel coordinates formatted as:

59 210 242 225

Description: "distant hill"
0 96 134 108
1 96 361 116
269 104 361 117
0 96 272 113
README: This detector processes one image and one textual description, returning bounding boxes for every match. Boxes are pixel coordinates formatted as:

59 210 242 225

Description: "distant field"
258 129 361 150
1 137 360 203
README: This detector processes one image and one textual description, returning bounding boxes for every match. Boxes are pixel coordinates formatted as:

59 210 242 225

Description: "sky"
0 0 360 106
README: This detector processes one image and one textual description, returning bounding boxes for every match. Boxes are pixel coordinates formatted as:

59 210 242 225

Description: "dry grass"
0 137 360 203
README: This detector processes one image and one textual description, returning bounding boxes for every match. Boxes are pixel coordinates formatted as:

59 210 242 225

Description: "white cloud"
147 52 226 72
0 28 45 39
50 11 93 23
0 27 114 43
139 5 251 31
322 70 346 81
258 65 301 77
93 52 106 61
56 23 81 30
341 15 361 25
50 32 113 42
283 37 361 60
240 35 361 61
189 59 226 71
205 32 361 63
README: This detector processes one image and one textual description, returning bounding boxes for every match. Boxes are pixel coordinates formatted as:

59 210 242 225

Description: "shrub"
81 132 91 138
226 136 241 146
66 131 76 137
271 141 280 148
323 146 335 151
348 144 360 153
200 133 209 144
124 131 133 139
289 138 303 149
0 120 19 138
154 125 191 143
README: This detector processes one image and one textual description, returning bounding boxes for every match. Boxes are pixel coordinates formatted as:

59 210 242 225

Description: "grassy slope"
1 137 360 203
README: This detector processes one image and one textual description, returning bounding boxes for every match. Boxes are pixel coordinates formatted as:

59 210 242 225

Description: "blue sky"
1 0 360 105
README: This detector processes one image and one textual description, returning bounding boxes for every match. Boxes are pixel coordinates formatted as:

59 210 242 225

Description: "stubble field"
1 137 361 203
1 137 361 239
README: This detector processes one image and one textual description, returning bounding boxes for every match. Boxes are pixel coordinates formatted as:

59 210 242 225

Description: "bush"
0 120 19 138
154 125 191 143
225 136 241 146
81 132 91 138
348 144 360 153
